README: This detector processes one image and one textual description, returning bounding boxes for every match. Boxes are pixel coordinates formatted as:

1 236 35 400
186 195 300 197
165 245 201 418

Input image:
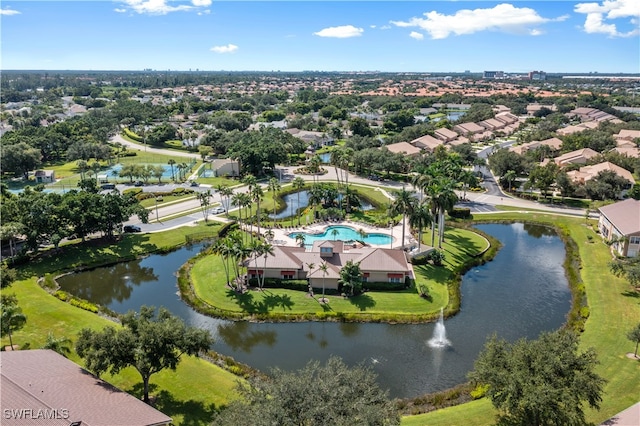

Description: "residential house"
246 240 414 290
1 349 172 426
614 129 640 146
434 128 458 143
384 141 422 157
566 161 635 187
510 137 563 156
210 158 240 177
567 107 621 123
598 199 640 257
611 146 640 158
553 148 600 167
411 134 443 152
453 123 487 138
556 121 600 136
286 129 334 148
526 103 557 116
478 118 506 132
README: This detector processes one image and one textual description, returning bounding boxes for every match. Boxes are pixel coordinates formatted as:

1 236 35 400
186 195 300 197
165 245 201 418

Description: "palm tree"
305 262 315 295
1 298 26 350
409 201 433 252
212 238 232 286
252 185 264 237
389 187 416 250
434 177 458 248
358 228 367 242
197 189 212 222
503 170 517 193
295 233 306 247
267 177 281 219
216 184 233 216
260 241 274 289
331 228 339 241
292 177 306 226
308 184 324 222
458 169 477 201
176 163 185 181
264 228 275 242
76 160 89 180
42 332 72 357
168 159 176 181
318 261 329 304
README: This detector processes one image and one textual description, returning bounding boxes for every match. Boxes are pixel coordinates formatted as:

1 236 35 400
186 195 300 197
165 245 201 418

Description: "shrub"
470 384 489 400
54 290 69 301
448 207 471 219
123 188 142 196
69 298 99 313
429 249 446 266
363 281 406 291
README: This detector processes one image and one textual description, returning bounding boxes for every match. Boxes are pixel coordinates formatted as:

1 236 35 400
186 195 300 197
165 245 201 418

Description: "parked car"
212 206 225 214
123 225 141 233
101 183 116 190
189 180 199 187
134 181 144 187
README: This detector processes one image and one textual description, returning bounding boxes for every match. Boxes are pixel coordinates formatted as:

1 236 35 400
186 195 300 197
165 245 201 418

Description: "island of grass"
180 225 493 323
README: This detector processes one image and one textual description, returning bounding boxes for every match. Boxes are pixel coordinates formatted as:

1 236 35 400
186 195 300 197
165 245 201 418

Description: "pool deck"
262 219 416 250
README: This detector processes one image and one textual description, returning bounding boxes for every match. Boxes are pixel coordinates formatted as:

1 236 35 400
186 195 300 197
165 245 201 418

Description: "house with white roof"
598 199 640 257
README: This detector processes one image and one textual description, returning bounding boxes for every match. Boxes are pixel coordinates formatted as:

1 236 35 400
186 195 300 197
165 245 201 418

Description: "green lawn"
1 276 241 425
188 226 488 322
402 212 640 425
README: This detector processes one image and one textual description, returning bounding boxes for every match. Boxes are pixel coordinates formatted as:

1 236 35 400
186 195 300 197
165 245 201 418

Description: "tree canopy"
211 356 400 426
468 330 605 426
76 306 212 403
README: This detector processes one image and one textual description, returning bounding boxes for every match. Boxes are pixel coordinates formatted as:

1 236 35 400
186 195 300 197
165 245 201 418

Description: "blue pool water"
290 225 392 246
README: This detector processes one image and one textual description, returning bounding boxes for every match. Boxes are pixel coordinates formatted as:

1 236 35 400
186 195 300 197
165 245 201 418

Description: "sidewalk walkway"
600 402 640 425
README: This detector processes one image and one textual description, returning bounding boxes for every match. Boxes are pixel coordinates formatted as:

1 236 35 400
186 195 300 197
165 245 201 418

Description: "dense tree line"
0 183 148 251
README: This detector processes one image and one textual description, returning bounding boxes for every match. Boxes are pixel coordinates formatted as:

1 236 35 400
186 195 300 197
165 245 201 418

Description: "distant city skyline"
1 1 638 73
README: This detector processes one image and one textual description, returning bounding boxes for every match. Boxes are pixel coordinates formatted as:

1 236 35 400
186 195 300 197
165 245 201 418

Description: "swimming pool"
289 225 393 246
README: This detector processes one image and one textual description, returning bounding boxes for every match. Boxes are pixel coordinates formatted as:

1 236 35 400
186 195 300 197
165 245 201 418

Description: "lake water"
58 223 571 398
268 190 373 220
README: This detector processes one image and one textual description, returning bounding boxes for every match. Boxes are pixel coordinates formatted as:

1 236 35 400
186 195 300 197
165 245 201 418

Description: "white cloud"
390 3 561 39
0 8 21 15
313 25 364 38
119 0 210 15
380 25 392 30
370 25 377 29
197 10 211 16
574 0 640 37
210 44 238 54
114 8 127 13
409 31 424 40
529 29 544 36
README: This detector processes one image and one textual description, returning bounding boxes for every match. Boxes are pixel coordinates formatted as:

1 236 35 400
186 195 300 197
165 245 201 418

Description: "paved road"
118 137 590 232
111 134 199 159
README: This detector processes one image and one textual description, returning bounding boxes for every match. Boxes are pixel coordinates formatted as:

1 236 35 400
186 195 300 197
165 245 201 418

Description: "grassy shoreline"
3 211 638 425
179 225 492 323
402 212 640 425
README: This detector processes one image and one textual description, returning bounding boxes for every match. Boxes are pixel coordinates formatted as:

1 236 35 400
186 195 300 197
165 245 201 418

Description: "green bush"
448 207 471 219
123 128 143 142
123 188 143 196
362 281 406 291
69 298 99 313
54 290 69 301
470 384 489 400
580 306 590 319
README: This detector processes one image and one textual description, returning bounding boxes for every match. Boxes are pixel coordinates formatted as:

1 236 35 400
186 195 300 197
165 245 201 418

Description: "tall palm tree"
180 162 189 180
212 238 232 286
389 187 416 250
260 241 274 289
216 184 233 216
434 177 458 248
318 261 329 304
252 185 264 237
176 163 185 181
409 201 433 252
308 184 324 222
292 177 306 226
305 262 315 294
295 233 306 247
267 177 281 219
168 159 176 181
331 228 339 240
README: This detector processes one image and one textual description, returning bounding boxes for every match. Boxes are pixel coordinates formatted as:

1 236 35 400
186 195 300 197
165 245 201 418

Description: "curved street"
113 137 591 232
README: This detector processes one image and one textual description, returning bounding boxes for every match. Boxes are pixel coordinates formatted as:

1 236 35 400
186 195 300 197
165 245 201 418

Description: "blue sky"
1 1 638 73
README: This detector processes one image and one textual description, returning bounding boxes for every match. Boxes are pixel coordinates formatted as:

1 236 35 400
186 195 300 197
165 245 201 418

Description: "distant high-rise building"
483 71 504 79
529 70 547 80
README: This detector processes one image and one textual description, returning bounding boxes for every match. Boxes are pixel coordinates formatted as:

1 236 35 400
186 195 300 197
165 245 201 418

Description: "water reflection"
57 223 571 398
217 322 277 353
